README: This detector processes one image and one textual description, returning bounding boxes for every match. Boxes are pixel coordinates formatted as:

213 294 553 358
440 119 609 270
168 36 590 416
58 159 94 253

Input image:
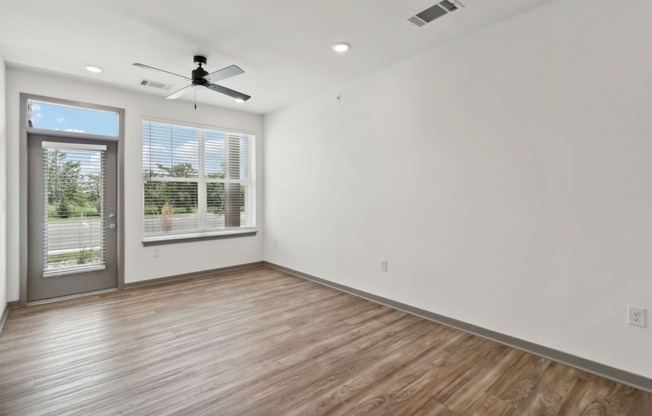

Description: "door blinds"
42 141 107 276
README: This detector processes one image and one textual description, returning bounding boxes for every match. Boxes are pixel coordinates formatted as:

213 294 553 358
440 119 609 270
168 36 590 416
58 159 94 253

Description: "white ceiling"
0 0 553 114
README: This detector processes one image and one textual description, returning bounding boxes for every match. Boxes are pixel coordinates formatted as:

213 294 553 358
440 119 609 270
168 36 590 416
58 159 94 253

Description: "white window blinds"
142 120 255 239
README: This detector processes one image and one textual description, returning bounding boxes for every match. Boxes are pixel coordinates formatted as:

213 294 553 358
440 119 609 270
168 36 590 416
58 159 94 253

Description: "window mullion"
198 129 207 230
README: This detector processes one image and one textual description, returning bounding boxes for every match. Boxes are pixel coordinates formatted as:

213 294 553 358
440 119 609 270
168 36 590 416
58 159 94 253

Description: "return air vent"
140 79 173 91
408 0 461 27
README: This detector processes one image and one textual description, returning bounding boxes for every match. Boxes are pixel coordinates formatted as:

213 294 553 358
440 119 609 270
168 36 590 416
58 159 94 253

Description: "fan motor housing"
192 55 209 85
192 67 209 83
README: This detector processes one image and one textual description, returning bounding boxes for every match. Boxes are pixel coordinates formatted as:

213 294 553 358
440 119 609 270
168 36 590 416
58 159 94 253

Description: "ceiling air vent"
140 79 173 91
408 0 461 27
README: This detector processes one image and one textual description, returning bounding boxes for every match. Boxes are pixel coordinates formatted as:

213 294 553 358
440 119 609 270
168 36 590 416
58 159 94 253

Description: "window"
27 99 120 137
142 120 255 241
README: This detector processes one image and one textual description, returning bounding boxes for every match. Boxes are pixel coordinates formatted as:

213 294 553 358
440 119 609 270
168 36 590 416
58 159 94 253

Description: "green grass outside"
47 248 101 266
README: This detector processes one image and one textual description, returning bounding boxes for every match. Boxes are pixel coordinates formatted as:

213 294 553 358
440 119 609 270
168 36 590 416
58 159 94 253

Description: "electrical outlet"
153 249 160 258
273 239 278 247
628 306 647 328
380 260 388 272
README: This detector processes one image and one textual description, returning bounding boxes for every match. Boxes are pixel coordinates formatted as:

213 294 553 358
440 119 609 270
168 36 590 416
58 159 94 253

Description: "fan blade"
206 83 251 101
166 85 192 100
133 63 191 81
205 65 244 83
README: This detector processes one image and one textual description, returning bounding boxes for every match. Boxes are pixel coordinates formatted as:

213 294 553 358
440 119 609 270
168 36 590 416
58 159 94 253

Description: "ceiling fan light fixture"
85 65 103 73
332 42 351 53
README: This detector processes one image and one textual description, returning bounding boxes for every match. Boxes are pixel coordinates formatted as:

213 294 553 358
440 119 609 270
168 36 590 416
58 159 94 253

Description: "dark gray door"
28 135 118 301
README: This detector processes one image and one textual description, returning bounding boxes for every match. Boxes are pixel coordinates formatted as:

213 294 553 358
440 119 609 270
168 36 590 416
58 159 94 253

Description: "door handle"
107 223 117 229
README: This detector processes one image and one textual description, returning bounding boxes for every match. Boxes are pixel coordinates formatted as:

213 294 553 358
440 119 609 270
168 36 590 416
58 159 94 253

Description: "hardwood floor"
0 266 650 415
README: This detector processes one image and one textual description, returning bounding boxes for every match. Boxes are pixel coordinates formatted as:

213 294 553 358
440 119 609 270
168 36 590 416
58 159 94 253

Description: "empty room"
0 0 651 414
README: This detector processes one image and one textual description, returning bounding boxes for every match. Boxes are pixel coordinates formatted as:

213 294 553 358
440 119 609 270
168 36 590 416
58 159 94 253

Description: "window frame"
141 118 257 245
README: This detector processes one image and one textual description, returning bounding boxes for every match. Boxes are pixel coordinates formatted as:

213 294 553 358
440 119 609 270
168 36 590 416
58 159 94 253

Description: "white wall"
5 68 264 300
264 0 652 378
0 51 7 315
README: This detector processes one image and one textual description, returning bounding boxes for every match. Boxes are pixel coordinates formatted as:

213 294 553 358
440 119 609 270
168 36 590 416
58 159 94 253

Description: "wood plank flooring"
0 266 650 415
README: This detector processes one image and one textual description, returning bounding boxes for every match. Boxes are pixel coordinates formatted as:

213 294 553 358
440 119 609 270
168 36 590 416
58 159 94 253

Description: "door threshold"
27 288 119 307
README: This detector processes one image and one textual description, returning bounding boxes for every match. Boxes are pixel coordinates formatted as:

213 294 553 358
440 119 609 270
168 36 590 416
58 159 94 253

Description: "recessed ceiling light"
332 42 351 53
234 98 245 103
85 65 102 73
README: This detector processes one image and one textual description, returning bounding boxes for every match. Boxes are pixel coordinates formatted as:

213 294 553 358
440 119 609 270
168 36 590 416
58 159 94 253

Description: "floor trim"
10 263 264 308
0 305 8 335
26 288 119 307
123 261 264 289
264 261 652 393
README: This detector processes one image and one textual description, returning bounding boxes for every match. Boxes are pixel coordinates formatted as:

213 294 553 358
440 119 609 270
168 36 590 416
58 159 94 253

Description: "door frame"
19 93 125 306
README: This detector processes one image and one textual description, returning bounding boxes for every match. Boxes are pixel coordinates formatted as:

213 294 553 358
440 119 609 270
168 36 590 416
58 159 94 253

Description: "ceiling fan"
133 55 251 104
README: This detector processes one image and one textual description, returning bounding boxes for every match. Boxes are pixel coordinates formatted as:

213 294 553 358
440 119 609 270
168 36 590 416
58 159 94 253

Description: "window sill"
142 229 257 246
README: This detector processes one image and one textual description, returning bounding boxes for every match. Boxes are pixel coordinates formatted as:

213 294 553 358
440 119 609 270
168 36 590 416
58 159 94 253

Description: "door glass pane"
42 143 106 275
